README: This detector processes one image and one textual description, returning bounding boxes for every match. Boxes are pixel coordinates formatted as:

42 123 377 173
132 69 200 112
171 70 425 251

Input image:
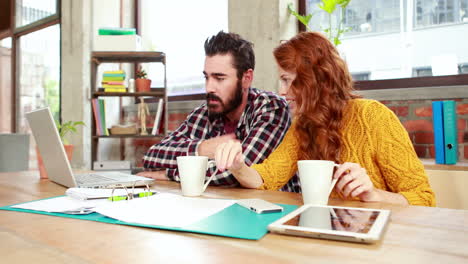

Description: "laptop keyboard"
75 173 114 184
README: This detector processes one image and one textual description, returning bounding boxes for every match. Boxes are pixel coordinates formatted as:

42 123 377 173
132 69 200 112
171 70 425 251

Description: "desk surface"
1 171 467 264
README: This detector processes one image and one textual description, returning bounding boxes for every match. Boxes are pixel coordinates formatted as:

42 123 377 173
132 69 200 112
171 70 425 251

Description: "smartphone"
237 199 283 214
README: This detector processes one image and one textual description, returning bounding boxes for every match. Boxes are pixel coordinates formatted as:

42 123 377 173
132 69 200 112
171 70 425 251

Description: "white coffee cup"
298 160 339 205
177 156 216 196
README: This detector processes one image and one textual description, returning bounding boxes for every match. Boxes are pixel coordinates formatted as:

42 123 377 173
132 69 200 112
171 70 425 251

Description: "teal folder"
0 196 298 240
442 101 458 164
432 101 445 164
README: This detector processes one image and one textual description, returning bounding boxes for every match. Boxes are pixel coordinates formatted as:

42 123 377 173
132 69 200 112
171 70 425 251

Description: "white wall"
229 0 297 92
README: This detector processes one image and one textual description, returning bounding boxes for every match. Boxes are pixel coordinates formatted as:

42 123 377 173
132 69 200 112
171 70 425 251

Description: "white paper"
66 187 155 200
11 196 109 213
94 193 236 228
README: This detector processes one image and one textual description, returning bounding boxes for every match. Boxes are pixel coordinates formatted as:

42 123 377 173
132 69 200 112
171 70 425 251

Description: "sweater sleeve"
371 102 436 206
252 123 300 190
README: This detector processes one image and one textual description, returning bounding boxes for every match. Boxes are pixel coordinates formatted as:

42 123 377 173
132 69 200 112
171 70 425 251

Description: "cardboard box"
94 35 142 51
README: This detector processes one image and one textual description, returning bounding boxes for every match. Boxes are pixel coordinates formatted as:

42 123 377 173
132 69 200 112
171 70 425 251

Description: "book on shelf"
103 88 127 93
101 81 124 85
101 76 125 81
432 101 445 164
103 70 125 74
99 99 109 136
442 100 458 164
431 100 458 165
98 27 136 35
102 84 126 89
91 98 109 136
151 98 164 135
91 99 102 135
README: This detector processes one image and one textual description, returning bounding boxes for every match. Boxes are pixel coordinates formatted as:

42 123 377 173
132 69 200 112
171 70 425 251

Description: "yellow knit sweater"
252 99 435 206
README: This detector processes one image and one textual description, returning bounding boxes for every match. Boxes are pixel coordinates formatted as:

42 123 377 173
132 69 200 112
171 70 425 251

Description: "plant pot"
135 78 151 92
36 145 74 179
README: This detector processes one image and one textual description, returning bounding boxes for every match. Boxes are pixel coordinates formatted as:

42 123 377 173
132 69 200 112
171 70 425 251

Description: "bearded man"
139 31 292 189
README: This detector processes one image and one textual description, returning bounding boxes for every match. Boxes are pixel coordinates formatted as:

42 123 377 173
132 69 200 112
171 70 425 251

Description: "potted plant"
36 120 85 179
288 0 351 46
135 66 151 92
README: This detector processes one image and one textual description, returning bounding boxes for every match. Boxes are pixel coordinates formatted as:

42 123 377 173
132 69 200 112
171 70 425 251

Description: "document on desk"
94 193 236 228
11 196 108 213
65 187 155 200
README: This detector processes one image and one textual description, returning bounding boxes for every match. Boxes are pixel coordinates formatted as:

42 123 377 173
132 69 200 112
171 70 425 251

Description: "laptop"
25 107 154 188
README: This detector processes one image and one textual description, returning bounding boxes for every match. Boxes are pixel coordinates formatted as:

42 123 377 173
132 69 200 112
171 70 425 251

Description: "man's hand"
198 133 237 159
137 170 168 180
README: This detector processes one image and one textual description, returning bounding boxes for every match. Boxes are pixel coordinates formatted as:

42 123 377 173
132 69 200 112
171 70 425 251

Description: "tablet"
268 204 390 244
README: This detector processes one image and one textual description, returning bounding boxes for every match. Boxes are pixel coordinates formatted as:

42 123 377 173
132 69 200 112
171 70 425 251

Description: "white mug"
297 160 339 205
177 156 216 196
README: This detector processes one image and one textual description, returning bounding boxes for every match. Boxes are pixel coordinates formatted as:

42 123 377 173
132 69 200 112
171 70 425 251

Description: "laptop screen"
26 107 77 187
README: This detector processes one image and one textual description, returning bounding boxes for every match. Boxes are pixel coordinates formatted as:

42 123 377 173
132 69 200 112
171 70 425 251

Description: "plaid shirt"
143 87 297 189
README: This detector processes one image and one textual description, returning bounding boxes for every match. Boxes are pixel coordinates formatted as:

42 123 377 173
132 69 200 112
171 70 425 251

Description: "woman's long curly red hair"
274 32 360 162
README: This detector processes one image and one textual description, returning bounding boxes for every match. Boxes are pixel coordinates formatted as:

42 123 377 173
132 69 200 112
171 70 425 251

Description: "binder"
431 101 445 164
0 197 298 240
442 101 458 164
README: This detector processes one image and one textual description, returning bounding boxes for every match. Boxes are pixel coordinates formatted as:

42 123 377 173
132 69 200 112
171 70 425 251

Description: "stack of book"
102 70 126 92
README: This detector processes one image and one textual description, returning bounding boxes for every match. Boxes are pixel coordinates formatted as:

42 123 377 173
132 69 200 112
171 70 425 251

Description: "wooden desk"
1 171 467 264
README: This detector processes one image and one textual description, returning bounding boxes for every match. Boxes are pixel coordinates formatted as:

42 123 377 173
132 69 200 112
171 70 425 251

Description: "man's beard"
207 79 243 119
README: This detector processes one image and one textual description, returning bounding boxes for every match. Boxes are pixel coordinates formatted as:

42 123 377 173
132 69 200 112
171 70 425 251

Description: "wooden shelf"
92 135 165 139
91 51 165 63
93 90 166 97
90 51 168 164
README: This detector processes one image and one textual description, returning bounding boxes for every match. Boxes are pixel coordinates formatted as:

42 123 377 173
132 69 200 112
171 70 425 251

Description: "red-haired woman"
214 32 435 206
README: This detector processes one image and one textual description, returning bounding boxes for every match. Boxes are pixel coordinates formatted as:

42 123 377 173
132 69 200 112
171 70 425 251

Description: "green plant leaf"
287 3 312 29
334 37 341 46
54 120 85 144
318 0 337 14
337 0 351 8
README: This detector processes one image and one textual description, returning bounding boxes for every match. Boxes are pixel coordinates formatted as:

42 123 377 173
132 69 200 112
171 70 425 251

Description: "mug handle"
328 164 340 197
202 160 217 192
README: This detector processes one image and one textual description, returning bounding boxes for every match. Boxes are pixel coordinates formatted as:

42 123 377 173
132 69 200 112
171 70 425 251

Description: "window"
302 0 468 87
17 25 61 132
15 0 57 28
141 0 228 95
415 0 468 27
306 0 400 35
0 0 60 168
413 67 433 77
351 72 371 81
0 38 12 133
460 63 468 73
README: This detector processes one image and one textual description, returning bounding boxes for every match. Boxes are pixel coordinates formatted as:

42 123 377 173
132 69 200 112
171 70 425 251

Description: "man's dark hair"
204 31 255 80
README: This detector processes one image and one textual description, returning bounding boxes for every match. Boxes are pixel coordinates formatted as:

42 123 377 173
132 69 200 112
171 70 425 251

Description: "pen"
108 191 157 201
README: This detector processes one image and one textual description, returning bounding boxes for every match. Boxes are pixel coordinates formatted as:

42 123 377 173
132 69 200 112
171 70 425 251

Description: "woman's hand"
333 162 381 202
214 140 246 173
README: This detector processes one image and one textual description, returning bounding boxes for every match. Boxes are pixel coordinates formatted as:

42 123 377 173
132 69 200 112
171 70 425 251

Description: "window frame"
0 0 61 132
298 0 468 90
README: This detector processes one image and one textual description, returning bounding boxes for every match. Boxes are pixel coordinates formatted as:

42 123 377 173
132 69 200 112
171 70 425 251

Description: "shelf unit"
90 51 168 165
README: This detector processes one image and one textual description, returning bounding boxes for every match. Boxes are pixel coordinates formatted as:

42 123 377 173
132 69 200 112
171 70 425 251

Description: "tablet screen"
283 207 380 234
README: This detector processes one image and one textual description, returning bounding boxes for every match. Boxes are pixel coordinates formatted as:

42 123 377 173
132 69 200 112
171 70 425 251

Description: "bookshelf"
90 51 168 167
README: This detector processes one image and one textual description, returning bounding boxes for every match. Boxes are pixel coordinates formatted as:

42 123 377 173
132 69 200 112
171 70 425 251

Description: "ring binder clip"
109 181 153 201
